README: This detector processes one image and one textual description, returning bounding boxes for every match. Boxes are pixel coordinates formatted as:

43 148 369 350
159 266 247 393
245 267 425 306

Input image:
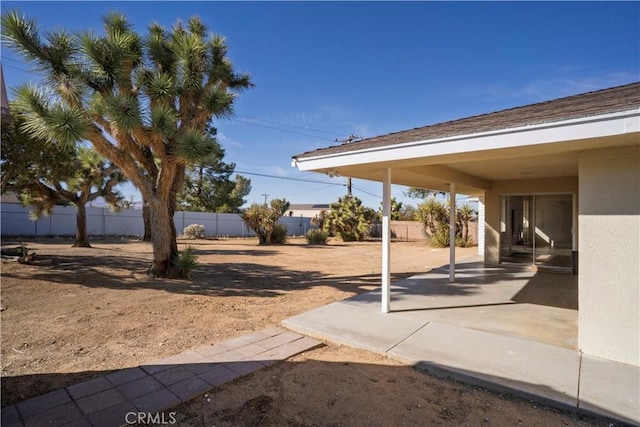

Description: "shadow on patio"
340 258 578 349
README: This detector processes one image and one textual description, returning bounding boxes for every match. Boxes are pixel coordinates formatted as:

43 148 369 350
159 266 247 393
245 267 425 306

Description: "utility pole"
261 193 269 205
334 133 363 198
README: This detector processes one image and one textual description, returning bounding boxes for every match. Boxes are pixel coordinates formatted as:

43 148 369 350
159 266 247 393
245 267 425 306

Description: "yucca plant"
271 223 288 245
305 229 328 245
174 245 198 279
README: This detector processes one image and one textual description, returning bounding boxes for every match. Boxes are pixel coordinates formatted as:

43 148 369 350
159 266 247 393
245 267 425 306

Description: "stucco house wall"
484 177 579 265
578 145 640 366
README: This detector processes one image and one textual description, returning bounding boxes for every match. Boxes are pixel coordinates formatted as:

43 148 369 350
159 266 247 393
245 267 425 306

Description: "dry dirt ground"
0 237 615 426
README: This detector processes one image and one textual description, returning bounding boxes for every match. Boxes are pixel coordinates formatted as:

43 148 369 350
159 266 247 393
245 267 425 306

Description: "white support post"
449 183 456 283
572 192 578 274
477 196 485 256
381 168 392 313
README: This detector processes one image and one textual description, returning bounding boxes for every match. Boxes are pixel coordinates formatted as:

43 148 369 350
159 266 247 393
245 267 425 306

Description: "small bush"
429 225 451 248
456 236 475 248
183 223 205 239
305 229 328 245
271 223 288 244
175 245 198 278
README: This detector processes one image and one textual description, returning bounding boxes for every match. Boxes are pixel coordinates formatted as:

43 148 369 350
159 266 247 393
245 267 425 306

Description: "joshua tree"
2 114 124 247
324 196 376 242
2 11 252 276
241 199 290 245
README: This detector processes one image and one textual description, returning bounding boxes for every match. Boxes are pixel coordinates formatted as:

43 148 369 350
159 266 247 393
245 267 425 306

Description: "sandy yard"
0 237 613 425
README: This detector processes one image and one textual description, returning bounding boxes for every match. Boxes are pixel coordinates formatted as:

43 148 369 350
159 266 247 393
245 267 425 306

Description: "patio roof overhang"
292 109 640 196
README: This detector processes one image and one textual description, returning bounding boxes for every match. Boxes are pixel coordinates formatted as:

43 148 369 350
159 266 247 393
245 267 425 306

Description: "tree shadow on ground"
0 244 574 305
0 252 416 298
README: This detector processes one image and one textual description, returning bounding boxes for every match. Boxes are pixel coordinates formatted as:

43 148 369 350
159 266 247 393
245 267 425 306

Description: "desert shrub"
305 229 328 245
271 223 288 244
429 224 451 248
456 236 475 248
183 223 205 239
175 245 198 278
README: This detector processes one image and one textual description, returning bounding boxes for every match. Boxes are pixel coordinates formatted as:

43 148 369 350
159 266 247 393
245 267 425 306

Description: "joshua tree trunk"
142 202 152 242
147 166 183 277
73 203 91 248
147 196 179 277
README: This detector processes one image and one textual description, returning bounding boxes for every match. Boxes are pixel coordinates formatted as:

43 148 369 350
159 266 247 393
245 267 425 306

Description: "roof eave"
292 108 640 171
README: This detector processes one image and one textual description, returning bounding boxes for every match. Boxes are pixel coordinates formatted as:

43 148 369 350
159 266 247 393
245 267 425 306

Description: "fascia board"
292 109 640 171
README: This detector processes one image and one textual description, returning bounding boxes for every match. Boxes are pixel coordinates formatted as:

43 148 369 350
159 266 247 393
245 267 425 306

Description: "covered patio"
289 82 640 424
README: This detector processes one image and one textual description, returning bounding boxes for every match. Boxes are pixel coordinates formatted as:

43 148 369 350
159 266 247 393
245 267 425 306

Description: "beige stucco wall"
484 177 579 265
578 145 640 366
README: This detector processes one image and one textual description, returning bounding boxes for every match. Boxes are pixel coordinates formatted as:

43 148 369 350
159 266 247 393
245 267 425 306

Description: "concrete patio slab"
283 263 639 426
578 354 640 425
283 301 428 353
388 322 580 407
344 262 578 349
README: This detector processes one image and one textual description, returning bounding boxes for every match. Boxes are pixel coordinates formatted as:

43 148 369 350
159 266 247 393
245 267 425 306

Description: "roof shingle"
293 82 640 159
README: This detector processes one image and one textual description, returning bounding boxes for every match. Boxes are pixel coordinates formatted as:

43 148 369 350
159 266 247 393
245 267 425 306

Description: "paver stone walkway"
2 327 321 427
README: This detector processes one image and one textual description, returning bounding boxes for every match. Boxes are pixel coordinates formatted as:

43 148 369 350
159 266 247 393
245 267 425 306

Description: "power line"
282 184 337 198
233 169 345 187
235 114 347 137
2 59 356 143
229 118 333 141
351 184 382 199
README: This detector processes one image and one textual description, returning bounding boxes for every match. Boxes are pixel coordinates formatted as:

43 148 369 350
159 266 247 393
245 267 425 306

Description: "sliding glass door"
500 194 574 271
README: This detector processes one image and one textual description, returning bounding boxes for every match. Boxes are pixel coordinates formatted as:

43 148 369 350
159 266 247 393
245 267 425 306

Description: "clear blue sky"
2 1 639 209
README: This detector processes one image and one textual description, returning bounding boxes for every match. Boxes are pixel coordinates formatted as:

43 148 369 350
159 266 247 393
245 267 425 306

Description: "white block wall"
0 204 314 238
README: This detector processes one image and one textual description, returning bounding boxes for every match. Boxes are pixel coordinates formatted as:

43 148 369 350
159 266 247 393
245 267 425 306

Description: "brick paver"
1 405 23 427
6 327 321 427
66 377 113 400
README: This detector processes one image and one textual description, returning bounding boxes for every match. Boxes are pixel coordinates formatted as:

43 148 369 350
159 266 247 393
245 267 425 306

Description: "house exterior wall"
578 145 640 366
286 209 325 219
484 177 579 265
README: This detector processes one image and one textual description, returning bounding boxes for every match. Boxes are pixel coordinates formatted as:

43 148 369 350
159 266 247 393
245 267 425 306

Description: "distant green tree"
2 114 125 247
324 195 376 242
177 146 251 213
380 197 403 220
399 204 418 221
241 198 289 245
405 187 446 200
